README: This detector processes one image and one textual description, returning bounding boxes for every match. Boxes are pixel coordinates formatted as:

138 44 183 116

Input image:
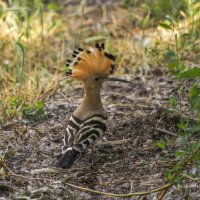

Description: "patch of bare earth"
1 69 199 199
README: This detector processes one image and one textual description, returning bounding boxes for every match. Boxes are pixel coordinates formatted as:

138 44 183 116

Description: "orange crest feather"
66 43 116 80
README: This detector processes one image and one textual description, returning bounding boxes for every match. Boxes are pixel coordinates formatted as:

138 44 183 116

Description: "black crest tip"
78 47 84 51
67 59 72 63
95 43 101 51
95 43 100 48
105 52 116 61
111 55 116 61
110 70 114 74
111 64 116 70
101 43 105 49
86 50 91 54
73 50 79 54
66 71 72 76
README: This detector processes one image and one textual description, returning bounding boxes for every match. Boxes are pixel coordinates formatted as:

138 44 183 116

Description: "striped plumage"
56 43 115 168
57 114 107 168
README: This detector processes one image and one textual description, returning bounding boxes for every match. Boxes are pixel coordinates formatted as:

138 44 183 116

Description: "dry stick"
2 152 196 199
0 159 172 198
155 128 177 137
66 152 197 199
158 188 168 200
0 159 51 182
2 159 173 198
65 182 172 198
1 160 172 197
182 173 200 183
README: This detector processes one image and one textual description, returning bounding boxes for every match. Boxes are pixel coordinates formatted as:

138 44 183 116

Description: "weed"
0 0 62 123
158 16 200 197
22 101 45 119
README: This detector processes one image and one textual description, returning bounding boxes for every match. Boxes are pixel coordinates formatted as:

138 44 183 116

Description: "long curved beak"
107 77 134 85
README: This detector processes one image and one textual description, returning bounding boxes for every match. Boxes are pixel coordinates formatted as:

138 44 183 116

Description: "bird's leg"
78 151 85 159
89 144 96 167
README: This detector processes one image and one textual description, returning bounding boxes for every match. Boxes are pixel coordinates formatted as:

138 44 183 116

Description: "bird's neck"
82 83 103 110
73 83 104 120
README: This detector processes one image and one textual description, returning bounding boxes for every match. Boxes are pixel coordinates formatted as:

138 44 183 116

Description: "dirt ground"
1 68 199 200
0 0 200 200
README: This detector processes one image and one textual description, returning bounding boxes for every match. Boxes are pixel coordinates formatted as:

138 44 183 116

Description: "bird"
56 43 131 168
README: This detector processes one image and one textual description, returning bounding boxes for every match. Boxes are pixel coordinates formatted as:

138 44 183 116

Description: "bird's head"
66 43 132 88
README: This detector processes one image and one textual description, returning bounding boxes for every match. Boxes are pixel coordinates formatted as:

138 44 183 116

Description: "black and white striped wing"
57 114 107 168
62 115 81 153
73 115 107 152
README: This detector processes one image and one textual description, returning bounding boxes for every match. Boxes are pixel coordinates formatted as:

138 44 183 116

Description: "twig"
157 188 169 200
97 139 128 146
182 173 200 183
0 159 52 182
65 182 172 197
156 128 177 137
31 167 70 174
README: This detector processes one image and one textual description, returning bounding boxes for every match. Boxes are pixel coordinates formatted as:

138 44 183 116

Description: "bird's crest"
65 43 116 80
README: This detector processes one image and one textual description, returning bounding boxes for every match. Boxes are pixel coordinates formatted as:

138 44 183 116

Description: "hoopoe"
56 43 131 168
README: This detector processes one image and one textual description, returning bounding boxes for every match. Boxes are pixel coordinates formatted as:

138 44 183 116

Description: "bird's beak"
107 77 134 85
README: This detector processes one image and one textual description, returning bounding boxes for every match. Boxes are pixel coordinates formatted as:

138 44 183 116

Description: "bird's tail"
56 147 79 168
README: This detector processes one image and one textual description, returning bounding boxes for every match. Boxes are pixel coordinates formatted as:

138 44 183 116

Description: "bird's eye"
94 77 99 81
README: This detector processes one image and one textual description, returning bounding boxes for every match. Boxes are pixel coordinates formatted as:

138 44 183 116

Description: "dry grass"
0 0 200 123
0 1 65 122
